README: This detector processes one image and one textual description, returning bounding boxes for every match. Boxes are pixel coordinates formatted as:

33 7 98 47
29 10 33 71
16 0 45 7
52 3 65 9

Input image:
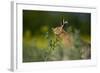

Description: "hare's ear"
60 18 64 28
61 24 64 28
60 22 64 28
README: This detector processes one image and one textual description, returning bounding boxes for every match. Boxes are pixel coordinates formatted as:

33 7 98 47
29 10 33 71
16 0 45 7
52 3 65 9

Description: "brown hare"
52 19 73 48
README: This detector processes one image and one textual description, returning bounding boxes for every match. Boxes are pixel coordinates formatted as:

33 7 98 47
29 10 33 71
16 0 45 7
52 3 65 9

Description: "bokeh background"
23 10 91 62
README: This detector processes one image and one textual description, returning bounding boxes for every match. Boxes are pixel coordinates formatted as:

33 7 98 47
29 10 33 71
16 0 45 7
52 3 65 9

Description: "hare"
52 19 73 48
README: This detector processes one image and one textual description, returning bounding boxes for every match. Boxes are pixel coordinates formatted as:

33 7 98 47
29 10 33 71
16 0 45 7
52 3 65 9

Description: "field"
23 10 91 62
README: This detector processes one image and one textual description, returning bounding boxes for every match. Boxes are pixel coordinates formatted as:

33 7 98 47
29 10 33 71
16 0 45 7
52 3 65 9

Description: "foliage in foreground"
23 27 91 62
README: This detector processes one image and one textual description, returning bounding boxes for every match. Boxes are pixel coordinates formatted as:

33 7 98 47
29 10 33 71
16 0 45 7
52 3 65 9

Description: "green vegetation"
23 10 91 62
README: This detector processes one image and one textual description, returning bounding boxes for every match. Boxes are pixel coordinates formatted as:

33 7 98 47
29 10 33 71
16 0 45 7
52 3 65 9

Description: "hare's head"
52 19 68 35
52 24 64 35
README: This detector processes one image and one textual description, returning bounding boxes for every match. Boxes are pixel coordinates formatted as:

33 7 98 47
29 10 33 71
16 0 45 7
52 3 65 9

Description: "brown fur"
52 25 73 48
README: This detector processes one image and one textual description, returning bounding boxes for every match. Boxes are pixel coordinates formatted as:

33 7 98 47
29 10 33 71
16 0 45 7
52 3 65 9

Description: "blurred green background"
23 10 91 62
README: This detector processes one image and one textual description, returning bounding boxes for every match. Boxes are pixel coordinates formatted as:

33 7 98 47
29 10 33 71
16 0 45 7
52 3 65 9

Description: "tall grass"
23 27 91 62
